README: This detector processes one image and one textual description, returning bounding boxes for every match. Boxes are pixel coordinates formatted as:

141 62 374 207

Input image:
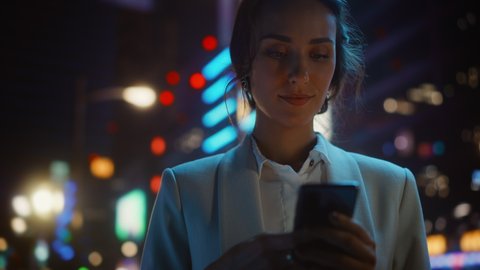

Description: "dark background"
2 0 479 268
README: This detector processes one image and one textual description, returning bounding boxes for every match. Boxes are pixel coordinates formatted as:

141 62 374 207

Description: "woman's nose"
288 56 309 85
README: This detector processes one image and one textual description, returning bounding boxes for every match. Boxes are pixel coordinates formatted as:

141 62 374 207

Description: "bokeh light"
166 71 180 86
122 86 157 108
34 239 49 262
189 73 206 90
90 156 115 179
12 195 32 217
427 234 447 256
88 251 103 267
151 136 166 156
121 241 138 258
0 238 7 252
150 175 162 194
159 91 175 106
202 35 218 51
11 217 27 234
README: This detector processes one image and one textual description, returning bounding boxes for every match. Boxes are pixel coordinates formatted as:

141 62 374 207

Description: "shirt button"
309 160 314 167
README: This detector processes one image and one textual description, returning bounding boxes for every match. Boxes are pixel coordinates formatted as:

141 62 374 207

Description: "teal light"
115 189 147 241
202 126 237 154
202 98 237 128
201 48 231 81
201 74 234 105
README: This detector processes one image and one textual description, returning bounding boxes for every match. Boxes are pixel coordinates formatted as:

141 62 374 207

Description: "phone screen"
294 183 359 230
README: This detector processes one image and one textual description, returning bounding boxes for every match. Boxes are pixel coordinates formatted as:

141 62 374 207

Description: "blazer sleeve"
393 168 431 270
140 168 192 270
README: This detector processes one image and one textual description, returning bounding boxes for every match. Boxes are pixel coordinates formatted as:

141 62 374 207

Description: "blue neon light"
202 74 235 105
202 126 237 153
202 98 237 128
202 48 231 81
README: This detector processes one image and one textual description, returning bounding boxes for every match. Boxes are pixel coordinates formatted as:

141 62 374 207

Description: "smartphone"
294 183 359 230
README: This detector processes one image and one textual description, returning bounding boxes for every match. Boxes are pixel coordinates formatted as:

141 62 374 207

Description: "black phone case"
294 184 358 230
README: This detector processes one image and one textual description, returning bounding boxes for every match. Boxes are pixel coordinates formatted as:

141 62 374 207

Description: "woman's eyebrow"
260 34 334 45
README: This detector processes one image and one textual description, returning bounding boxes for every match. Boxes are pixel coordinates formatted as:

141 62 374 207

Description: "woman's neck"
252 120 316 170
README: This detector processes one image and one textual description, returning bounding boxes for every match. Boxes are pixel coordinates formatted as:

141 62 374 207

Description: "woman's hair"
229 0 365 110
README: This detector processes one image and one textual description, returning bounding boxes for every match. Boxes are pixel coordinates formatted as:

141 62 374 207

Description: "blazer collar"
217 134 376 252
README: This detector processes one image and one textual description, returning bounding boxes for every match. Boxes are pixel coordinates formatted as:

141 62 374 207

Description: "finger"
295 247 375 270
329 212 375 247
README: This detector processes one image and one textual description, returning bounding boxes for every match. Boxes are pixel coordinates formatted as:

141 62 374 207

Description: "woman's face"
250 0 336 129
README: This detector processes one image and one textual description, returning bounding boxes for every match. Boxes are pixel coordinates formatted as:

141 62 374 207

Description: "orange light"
460 230 480 252
159 91 175 106
151 136 166 156
150 175 162 193
427 234 447 256
90 156 115 179
166 71 180 86
202 35 218 51
189 73 206 90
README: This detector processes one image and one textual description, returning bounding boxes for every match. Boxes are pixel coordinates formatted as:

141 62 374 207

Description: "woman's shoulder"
169 153 225 176
346 151 414 184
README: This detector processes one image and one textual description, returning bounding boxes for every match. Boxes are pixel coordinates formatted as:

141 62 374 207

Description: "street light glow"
31 187 65 218
122 86 157 108
12 195 32 217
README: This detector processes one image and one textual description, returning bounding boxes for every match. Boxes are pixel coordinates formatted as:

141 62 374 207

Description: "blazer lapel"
322 138 377 242
217 137 264 252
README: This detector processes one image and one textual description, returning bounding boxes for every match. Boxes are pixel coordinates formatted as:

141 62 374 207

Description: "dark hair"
229 0 365 110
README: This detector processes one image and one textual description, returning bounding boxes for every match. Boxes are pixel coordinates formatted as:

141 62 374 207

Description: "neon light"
239 111 256 133
201 74 234 105
202 126 237 153
430 251 480 269
115 189 147 241
202 47 231 80
202 98 237 128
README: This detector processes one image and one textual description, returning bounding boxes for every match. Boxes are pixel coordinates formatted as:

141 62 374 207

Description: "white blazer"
141 135 431 270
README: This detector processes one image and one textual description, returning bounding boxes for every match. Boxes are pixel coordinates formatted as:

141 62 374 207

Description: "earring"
241 76 255 107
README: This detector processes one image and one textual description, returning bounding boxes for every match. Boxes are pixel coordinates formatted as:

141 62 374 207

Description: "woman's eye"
310 52 329 60
266 49 287 59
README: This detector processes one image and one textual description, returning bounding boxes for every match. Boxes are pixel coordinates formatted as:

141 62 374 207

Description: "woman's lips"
279 95 314 106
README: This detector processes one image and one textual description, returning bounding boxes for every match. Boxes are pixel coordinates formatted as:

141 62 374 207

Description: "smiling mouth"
278 95 315 106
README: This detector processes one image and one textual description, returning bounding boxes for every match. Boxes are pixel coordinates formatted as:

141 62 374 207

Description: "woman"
141 0 431 269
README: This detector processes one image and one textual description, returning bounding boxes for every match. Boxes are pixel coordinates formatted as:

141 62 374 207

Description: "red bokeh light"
150 175 162 193
166 71 180 86
189 73 206 90
159 91 175 106
106 121 118 134
418 142 433 159
151 136 166 156
202 35 218 51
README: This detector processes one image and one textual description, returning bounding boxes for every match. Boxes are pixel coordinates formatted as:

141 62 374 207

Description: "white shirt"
251 133 331 233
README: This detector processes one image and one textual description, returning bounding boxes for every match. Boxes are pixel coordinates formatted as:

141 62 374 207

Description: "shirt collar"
250 133 331 175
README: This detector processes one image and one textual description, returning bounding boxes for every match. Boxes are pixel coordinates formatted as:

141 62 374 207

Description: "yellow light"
31 188 54 217
71 211 84 230
0 237 8 251
88 251 103 267
12 195 32 217
121 241 138 258
460 230 480 252
383 98 398 113
90 156 115 179
427 234 447 256
11 217 27 235
122 86 157 108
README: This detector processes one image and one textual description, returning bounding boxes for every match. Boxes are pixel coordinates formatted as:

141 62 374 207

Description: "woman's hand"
205 212 376 270
205 232 303 270
294 212 376 270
